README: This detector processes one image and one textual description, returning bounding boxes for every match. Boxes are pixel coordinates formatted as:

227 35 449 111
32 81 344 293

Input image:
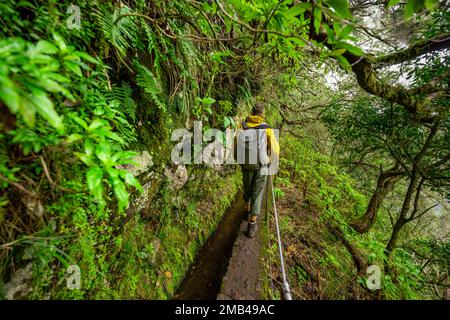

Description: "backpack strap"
242 121 271 130
254 123 271 129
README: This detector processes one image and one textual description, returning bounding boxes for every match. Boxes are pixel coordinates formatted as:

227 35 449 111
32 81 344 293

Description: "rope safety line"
269 175 292 300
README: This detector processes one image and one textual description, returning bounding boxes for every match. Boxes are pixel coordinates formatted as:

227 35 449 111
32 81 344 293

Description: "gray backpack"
237 121 271 170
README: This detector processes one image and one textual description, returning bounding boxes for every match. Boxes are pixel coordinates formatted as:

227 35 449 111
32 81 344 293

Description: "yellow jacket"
236 115 280 157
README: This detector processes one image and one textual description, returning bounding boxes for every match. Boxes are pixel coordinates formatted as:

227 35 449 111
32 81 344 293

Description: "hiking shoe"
247 221 257 238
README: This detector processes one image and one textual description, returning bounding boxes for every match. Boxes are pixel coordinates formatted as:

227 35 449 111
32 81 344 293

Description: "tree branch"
373 33 450 68
408 204 438 222
310 17 448 122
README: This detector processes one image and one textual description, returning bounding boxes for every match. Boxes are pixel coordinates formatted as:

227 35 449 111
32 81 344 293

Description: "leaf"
223 116 231 129
387 0 401 7
109 172 129 212
84 139 94 156
86 166 104 203
65 133 83 144
119 170 143 193
339 24 354 39
274 187 285 197
75 152 95 167
336 55 351 69
73 51 99 64
37 77 65 94
199 97 216 106
289 37 305 47
19 99 36 127
324 24 335 44
336 42 364 56
330 48 346 57
325 0 352 19
88 118 108 132
229 117 236 128
36 40 58 54
111 151 137 164
29 87 64 131
288 3 311 17
108 132 125 145
64 60 83 77
95 141 112 165
52 32 67 52
70 114 88 129
404 0 415 18
424 0 438 10
404 0 425 19
46 72 70 83
29 54 53 64
313 7 322 35
63 54 81 62
333 23 342 35
0 75 21 113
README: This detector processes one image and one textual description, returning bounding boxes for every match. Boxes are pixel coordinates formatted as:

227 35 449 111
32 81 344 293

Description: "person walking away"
234 102 279 238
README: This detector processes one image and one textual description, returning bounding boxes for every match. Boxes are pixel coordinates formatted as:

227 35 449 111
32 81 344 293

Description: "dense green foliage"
0 0 246 298
264 134 447 299
0 0 448 300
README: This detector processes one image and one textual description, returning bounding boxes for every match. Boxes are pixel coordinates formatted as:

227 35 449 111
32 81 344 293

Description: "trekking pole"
270 175 292 300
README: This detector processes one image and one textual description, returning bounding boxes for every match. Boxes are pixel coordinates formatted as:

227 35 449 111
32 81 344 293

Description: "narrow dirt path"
174 183 268 300
174 192 245 299
216 220 263 300
217 186 267 300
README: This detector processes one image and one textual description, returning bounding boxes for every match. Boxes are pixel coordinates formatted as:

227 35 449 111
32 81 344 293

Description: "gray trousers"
242 169 267 216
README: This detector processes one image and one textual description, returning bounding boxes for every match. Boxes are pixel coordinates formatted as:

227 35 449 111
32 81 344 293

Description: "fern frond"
107 82 137 123
142 23 162 74
135 62 167 112
95 5 138 58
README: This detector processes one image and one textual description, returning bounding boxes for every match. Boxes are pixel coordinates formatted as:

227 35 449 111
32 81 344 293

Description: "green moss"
97 169 242 299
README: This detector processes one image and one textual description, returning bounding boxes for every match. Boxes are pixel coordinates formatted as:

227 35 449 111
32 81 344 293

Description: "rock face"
116 150 154 177
130 172 158 214
115 151 156 215
165 165 188 190
3 263 33 300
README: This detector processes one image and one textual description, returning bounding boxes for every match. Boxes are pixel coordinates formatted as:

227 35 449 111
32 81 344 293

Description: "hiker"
234 102 279 238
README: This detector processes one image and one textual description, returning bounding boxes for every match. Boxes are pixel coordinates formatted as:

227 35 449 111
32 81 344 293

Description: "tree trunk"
384 167 418 261
384 216 406 258
351 165 403 233
328 223 367 274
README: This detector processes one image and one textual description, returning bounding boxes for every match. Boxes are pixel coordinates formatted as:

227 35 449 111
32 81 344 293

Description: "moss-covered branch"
374 33 450 68
312 28 446 122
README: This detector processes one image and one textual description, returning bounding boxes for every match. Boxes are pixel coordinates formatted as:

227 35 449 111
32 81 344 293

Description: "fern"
107 82 137 123
96 5 139 58
135 62 167 112
142 23 162 74
108 100 137 146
